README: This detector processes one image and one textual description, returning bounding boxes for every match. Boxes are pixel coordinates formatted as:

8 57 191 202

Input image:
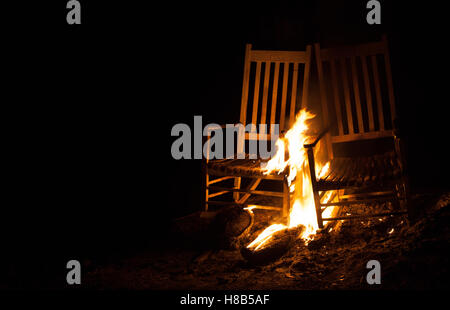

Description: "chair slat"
301 46 312 110
260 61 271 126
329 160 343 183
280 62 289 130
269 62 280 129
322 166 334 182
340 58 354 134
361 55 375 131
383 36 396 127
338 157 354 185
251 61 262 125
322 158 339 182
330 60 344 136
335 158 349 183
371 55 385 130
289 63 299 127
351 56 364 133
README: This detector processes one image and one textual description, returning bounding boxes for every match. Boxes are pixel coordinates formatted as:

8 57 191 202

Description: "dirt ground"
82 192 450 290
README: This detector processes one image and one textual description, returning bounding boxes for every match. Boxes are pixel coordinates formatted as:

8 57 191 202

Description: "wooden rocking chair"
203 44 312 217
307 35 409 229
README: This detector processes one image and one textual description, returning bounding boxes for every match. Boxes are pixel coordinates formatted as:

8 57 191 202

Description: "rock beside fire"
241 225 305 265
209 205 254 249
170 205 254 249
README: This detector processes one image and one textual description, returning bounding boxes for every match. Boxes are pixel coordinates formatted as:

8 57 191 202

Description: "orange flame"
246 109 337 251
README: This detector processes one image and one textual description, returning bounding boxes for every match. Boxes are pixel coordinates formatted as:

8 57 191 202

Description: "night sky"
3 0 449 283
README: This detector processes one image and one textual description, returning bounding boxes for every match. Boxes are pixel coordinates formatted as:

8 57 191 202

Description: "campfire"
244 109 338 253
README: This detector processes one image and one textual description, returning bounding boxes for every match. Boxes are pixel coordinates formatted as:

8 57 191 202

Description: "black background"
2 0 449 287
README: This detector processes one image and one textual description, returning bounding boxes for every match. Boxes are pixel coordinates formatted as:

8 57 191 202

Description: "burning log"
241 110 333 265
241 225 305 265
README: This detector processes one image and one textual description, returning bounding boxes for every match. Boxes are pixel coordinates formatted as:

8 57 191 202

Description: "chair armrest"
303 127 329 149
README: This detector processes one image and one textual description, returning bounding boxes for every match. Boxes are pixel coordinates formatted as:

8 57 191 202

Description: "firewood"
240 225 305 265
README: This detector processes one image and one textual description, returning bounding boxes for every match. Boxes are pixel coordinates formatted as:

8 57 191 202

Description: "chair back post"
240 44 252 128
381 35 397 126
314 42 334 160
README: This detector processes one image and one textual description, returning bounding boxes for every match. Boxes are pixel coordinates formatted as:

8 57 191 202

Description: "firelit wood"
310 35 409 228
204 44 313 218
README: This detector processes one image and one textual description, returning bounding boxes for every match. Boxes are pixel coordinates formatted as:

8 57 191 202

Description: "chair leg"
282 179 290 218
306 147 323 228
202 162 209 212
313 187 323 229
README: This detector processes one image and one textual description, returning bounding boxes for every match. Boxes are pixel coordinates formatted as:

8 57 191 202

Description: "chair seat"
317 151 403 190
207 156 285 179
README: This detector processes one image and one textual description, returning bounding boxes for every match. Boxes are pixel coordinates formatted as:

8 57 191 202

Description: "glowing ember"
246 109 337 251
246 224 286 251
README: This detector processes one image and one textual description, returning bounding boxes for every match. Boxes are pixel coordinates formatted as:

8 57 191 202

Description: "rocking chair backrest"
240 44 312 139
315 36 397 154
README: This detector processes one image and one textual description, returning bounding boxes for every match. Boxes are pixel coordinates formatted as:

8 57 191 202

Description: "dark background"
2 0 449 287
